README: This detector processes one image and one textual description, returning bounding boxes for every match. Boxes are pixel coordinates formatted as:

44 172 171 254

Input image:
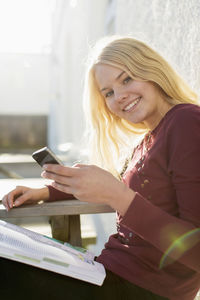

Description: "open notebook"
0 220 106 286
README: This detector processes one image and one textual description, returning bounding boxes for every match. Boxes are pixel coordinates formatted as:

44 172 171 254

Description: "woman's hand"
2 186 49 211
42 164 135 216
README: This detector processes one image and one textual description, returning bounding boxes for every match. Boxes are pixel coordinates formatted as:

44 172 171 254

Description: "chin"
129 111 147 124
128 117 144 124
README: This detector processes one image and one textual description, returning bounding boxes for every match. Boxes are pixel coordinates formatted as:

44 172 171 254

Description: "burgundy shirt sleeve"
46 185 76 202
121 105 200 272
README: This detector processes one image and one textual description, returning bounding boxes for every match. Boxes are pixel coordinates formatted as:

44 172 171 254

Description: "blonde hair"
83 36 199 176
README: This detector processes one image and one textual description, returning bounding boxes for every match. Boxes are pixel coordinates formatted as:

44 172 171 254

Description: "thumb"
72 162 88 168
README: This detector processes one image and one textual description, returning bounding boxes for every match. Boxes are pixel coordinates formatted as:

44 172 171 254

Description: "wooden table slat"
0 200 114 218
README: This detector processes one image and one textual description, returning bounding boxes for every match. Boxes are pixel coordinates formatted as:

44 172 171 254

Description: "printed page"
0 220 106 285
1 220 94 261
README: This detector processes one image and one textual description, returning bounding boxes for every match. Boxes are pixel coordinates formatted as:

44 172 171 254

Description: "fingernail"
52 182 56 188
41 171 46 178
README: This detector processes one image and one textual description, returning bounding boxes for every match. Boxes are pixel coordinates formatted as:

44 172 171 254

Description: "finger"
7 187 26 209
6 191 19 209
41 170 75 186
72 163 88 168
43 164 80 177
14 192 32 207
7 193 15 209
2 186 27 210
2 195 10 211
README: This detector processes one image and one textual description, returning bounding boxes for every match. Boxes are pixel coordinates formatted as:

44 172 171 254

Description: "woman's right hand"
2 186 49 211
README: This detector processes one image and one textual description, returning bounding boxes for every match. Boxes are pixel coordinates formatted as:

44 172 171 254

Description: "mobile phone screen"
32 147 63 167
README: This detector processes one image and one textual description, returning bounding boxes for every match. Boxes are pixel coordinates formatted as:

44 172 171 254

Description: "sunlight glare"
70 0 78 8
0 0 56 53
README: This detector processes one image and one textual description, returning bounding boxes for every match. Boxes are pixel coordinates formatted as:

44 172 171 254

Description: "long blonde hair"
83 36 199 176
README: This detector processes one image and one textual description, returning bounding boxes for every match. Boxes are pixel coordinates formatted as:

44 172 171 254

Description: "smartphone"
32 146 63 167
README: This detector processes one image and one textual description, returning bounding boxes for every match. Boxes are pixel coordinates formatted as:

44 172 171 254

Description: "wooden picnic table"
0 178 114 246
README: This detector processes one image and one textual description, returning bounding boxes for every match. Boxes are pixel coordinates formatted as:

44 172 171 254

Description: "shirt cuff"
46 185 75 202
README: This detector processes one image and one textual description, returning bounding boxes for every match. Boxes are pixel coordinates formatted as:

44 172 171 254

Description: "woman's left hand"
41 164 135 215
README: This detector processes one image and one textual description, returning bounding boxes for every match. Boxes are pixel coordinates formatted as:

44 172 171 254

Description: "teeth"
124 97 141 111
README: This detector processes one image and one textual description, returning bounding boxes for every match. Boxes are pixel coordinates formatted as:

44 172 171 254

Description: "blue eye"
123 76 132 84
105 90 114 98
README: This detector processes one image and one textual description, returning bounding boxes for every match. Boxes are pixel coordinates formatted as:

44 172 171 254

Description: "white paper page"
0 221 96 270
0 220 94 261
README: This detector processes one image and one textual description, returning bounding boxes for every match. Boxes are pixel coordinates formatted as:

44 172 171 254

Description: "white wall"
115 0 200 95
49 0 109 151
0 53 51 115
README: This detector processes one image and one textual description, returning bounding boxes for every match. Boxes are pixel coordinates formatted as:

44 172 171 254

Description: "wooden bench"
0 178 114 246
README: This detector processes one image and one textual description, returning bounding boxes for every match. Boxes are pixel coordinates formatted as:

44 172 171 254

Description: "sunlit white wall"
115 0 200 96
0 53 50 115
49 0 111 151
0 0 55 115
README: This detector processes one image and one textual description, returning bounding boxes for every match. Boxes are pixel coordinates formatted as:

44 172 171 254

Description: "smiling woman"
1 36 200 300
84 37 198 176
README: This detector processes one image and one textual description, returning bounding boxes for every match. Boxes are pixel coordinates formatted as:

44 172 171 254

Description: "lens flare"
159 228 200 269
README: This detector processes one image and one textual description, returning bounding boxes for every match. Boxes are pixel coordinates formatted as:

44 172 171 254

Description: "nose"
115 90 128 103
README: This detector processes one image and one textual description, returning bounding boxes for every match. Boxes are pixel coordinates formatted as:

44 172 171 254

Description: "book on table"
0 220 106 286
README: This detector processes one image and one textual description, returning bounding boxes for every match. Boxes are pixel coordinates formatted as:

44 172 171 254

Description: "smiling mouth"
123 97 141 112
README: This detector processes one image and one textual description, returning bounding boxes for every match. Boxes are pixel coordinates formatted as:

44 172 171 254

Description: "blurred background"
0 0 200 255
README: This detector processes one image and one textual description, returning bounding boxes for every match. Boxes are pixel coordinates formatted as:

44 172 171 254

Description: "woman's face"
95 64 172 130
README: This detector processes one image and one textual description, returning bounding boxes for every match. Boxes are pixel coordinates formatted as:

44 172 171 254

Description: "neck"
144 102 174 131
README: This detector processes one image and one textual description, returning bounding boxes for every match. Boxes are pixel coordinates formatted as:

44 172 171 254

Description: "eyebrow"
100 71 125 92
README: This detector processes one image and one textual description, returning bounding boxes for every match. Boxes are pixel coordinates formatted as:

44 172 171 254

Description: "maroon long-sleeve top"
48 103 200 300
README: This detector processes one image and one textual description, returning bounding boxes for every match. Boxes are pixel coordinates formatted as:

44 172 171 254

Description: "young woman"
2 37 200 300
